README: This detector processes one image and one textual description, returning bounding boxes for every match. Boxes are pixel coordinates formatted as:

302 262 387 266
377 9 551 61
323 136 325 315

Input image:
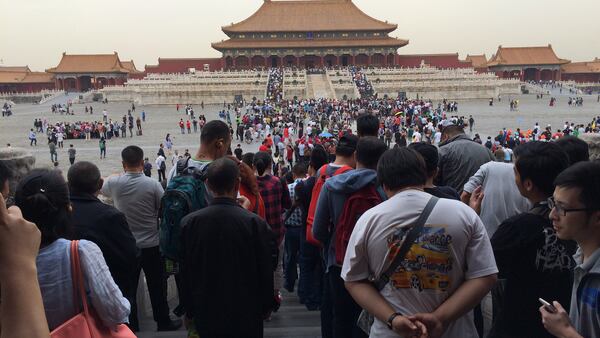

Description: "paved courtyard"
1 93 599 178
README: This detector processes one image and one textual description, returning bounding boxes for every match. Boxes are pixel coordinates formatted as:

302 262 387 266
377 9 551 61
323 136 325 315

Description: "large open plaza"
1 91 598 177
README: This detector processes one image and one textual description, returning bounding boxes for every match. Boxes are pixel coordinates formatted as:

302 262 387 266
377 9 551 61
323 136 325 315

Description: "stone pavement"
136 290 321 338
1 94 599 178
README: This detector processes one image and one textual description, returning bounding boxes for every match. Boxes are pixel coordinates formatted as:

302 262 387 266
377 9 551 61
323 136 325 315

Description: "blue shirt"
37 239 130 330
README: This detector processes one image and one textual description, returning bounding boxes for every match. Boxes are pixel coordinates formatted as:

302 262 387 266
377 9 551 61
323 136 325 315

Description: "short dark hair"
336 134 358 157
356 137 387 169
292 162 308 177
554 161 600 211
206 158 239 195
121 145 144 167
356 113 379 137
68 161 101 195
514 141 569 196
253 151 272 176
0 161 12 191
408 142 439 176
241 152 254 168
555 137 590 165
309 144 329 171
377 148 426 191
201 120 231 144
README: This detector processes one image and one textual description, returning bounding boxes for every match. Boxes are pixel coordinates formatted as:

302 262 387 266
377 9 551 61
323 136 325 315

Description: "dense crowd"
4 65 600 338
2 107 600 338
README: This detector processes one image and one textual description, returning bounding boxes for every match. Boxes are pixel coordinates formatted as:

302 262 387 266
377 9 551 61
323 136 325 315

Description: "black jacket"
491 204 576 337
180 197 274 338
70 193 138 299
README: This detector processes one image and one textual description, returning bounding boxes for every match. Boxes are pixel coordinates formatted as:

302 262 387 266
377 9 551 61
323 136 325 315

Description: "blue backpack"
159 158 209 261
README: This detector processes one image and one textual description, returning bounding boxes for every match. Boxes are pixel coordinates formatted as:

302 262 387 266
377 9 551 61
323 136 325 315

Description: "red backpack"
306 164 352 246
335 184 384 265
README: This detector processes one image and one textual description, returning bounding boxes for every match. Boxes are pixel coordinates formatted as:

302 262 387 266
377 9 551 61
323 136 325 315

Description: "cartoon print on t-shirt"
387 224 453 292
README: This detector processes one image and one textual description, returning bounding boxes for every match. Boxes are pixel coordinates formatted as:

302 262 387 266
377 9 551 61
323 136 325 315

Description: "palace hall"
211 0 408 69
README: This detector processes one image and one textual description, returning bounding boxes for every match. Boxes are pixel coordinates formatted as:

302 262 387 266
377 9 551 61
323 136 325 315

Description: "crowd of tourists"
2 108 600 338
31 110 145 141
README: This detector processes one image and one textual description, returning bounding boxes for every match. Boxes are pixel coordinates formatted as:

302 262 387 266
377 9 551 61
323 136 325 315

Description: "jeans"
50 152 57 162
321 268 333 338
129 246 171 330
328 266 367 338
158 169 166 182
283 226 302 291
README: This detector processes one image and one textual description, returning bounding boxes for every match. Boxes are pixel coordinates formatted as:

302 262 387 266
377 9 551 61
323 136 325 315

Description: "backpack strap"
374 196 439 291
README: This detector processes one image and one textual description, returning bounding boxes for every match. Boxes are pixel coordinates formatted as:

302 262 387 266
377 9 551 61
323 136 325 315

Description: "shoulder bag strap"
375 196 439 291
70 240 91 315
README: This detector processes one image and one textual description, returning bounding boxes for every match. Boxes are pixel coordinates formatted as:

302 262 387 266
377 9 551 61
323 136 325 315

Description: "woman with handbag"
14 169 131 333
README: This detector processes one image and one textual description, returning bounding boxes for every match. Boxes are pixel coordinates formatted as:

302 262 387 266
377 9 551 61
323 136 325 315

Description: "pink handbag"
50 240 136 338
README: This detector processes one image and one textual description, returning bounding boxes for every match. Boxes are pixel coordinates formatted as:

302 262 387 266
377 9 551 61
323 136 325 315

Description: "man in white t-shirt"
342 147 498 337
412 129 422 143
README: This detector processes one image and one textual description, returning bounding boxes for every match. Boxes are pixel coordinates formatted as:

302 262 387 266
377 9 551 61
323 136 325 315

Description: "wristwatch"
386 312 403 330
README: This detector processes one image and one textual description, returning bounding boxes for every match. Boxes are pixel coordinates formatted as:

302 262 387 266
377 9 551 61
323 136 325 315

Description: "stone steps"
137 290 321 338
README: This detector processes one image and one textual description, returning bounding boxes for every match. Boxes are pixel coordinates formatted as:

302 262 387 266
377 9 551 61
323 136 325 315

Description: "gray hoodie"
570 247 600 337
313 168 380 270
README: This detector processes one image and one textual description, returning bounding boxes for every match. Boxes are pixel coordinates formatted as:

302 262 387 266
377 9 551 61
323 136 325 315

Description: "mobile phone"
539 298 557 313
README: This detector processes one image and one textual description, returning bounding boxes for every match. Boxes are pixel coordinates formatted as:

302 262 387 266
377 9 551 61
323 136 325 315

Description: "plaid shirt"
257 175 291 230
284 179 304 227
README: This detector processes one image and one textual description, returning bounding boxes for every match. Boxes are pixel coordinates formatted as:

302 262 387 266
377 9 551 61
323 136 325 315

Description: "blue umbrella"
319 132 333 138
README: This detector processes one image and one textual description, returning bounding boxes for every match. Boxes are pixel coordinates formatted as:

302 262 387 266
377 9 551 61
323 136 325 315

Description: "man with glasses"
539 161 600 338
488 141 577 338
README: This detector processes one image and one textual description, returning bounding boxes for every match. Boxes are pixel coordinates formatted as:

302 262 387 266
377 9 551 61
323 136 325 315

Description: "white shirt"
155 155 166 169
342 190 498 338
434 131 442 145
412 131 421 143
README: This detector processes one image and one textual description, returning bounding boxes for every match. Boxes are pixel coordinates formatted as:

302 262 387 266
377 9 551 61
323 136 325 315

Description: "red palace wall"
561 73 600 83
396 54 472 69
0 82 55 93
145 58 224 74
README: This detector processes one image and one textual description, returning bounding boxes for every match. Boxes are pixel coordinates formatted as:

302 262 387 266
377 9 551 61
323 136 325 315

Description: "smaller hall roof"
561 59 600 74
47 52 130 74
222 0 397 33
487 45 570 67
465 54 488 68
121 60 143 74
0 70 53 84
0 66 31 73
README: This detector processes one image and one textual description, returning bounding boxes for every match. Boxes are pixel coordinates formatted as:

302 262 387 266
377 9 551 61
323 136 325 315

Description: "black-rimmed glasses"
547 197 591 216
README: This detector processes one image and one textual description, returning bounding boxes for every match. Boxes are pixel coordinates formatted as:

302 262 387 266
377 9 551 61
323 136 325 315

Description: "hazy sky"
1 0 598 71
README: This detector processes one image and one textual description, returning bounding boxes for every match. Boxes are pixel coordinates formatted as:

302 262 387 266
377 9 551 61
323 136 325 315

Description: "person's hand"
468 186 484 215
409 313 446 338
540 301 582 338
391 315 427 337
237 195 251 210
0 193 41 279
